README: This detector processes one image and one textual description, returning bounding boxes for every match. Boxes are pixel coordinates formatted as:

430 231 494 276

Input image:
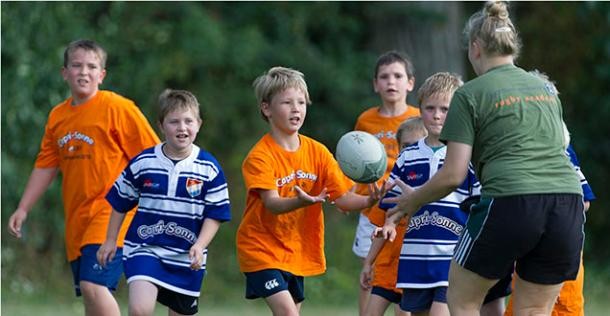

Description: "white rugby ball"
335 131 387 183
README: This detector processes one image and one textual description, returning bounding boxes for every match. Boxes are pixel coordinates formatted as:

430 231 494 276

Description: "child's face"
159 107 201 156
420 93 451 138
61 48 106 103
399 131 426 150
373 62 414 105
261 87 307 136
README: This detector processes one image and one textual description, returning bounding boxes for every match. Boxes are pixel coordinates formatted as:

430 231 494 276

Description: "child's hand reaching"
294 185 329 205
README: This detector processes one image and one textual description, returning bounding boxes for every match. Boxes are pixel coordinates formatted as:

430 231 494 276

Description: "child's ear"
406 77 415 93
260 102 271 118
372 78 379 93
99 68 107 84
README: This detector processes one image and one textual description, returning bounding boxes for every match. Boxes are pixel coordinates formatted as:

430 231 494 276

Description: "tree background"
2 1 609 310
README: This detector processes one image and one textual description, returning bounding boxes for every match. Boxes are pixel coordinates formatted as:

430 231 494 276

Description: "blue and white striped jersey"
566 144 595 202
106 143 231 297
379 138 480 289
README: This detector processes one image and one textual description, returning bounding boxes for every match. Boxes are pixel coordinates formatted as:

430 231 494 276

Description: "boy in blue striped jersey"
378 73 481 316
97 89 231 315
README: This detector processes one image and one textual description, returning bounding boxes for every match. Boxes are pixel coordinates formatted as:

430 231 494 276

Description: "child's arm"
334 182 384 212
189 218 222 270
97 209 127 267
360 235 386 290
8 167 59 238
258 186 330 214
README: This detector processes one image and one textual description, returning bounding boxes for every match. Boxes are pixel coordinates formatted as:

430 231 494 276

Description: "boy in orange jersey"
236 66 383 316
7 39 159 316
360 117 427 316
352 51 421 314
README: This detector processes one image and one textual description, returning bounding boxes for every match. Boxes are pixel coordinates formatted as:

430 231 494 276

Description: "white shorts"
352 213 377 258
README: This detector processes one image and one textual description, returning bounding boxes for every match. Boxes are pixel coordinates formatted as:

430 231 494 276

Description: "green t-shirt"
440 64 581 197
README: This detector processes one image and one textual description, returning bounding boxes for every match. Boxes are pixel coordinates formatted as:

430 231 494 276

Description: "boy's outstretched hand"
295 185 329 205
382 178 417 222
365 180 387 208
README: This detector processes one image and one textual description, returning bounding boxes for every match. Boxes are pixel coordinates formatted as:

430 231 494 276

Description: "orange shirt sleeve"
110 95 160 158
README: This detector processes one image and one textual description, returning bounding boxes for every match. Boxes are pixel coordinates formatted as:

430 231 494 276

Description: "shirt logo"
143 179 160 189
265 278 280 290
186 178 203 197
406 171 423 181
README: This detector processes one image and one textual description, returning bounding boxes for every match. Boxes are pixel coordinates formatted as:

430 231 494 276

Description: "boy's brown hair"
157 89 202 124
374 50 415 80
252 66 311 122
63 39 108 68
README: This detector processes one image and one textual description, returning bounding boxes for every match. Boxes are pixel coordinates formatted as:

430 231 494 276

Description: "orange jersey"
368 206 408 292
35 90 160 261
236 133 354 276
354 105 420 216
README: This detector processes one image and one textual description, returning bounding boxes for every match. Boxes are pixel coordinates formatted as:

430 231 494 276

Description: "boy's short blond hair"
157 89 202 124
63 39 107 69
417 72 464 106
396 116 427 144
253 66 312 121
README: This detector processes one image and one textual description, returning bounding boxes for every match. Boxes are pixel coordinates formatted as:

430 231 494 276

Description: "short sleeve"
202 163 232 222
320 148 354 201
242 152 278 192
111 100 160 159
440 90 476 146
34 115 60 168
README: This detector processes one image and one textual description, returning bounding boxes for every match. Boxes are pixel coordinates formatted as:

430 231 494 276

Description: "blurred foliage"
2 1 609 305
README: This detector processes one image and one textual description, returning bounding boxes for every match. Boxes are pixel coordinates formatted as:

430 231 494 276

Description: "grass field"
2 285 610 316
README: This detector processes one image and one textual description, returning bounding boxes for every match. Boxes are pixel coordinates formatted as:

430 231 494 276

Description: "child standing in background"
379 72 481 316
98 89 231 315
352 51 421 315
7 39 160 316
360 117 427 316
236 66 382 316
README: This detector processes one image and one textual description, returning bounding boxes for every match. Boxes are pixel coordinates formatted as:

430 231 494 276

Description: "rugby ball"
336 131 387 183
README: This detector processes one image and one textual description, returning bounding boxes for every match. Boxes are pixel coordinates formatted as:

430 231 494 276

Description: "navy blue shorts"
371 286 401 304
454 194 584 284
400 286 447 312
244 269 304 303
70 244 123 297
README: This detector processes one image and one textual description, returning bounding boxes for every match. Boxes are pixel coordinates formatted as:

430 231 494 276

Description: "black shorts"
371 286 401 304
483 272 512 304
156 285 199 315
244 269 305 303
453 194 584 284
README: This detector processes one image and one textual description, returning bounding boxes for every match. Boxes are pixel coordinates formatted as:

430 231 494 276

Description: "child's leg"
128 280 159 316
353 213 375 316
80 281 121 316
393 304 410 316
72 244 123 316
428 302 449 316
364 293 391 316
264 290 300 316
